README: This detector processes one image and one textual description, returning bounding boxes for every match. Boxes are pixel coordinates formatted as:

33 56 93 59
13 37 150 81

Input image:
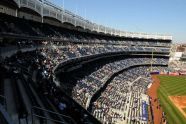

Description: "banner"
142 101 148 121
150 71 160 75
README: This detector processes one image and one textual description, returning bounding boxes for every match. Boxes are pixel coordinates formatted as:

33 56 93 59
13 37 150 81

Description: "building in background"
169 44 186 71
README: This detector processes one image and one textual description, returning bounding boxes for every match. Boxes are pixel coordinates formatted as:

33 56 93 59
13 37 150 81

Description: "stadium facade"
0 0 172 40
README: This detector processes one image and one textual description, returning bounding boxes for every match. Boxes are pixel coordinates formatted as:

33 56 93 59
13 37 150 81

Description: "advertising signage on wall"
142 101 148 121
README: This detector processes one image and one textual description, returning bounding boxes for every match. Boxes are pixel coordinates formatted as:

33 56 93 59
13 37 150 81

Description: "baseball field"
157 75 186 124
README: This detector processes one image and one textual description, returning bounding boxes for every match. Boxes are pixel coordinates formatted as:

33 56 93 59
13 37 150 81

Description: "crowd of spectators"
91 66 168 124
1 42 170 123
72 58 168 109
1 38 170 124
36 42 171 57
0 13 173 124
1 39 170 62
1 47 94 123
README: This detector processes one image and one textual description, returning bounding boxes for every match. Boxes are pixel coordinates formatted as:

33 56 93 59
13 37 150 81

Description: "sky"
49 0 186 43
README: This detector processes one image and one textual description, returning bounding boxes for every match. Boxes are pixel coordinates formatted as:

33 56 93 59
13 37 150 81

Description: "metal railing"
31 106 76 124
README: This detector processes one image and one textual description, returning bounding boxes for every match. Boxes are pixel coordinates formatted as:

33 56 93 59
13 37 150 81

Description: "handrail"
31 114 66 124
31 106 76 124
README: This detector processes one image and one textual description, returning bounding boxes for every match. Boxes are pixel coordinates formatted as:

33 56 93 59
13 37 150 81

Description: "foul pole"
151 48 154 72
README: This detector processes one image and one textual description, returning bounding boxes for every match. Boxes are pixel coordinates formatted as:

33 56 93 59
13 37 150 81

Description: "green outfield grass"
157 75 186 124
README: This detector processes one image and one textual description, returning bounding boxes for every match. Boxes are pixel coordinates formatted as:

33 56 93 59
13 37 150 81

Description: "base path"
147 75 163 124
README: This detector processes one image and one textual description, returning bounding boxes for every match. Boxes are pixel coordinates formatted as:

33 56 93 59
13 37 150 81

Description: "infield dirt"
169 96 186 118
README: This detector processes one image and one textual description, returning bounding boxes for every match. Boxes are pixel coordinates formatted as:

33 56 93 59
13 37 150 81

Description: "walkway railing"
31 106 76 124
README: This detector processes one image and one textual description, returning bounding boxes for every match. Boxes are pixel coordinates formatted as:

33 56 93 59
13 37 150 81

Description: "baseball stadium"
0 0 186 124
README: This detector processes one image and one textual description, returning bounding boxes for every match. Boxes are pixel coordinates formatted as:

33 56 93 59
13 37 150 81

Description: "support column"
41 17 43 23
18 0 21 8
41 0 44 23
